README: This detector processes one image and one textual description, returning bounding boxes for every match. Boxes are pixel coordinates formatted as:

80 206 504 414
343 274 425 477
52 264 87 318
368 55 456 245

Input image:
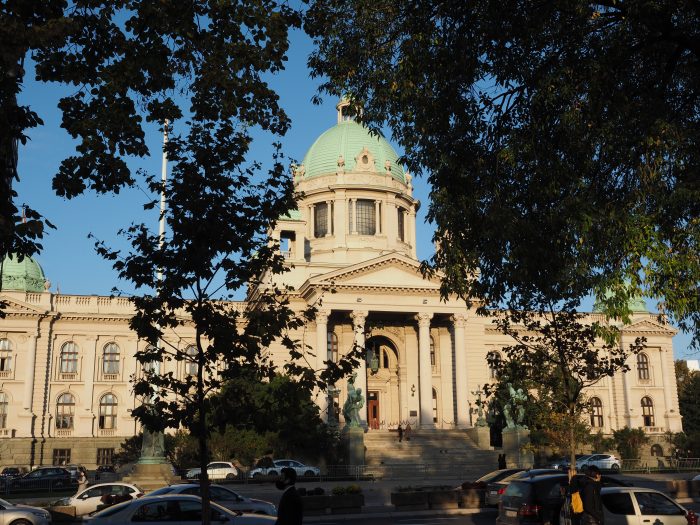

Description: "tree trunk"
197 360 210 525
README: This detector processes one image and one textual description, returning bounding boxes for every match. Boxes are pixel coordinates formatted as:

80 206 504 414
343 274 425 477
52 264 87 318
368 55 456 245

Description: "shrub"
332 485 362 496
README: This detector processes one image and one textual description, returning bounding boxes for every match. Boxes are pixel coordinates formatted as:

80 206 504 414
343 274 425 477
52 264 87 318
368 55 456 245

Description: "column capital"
350 310 368 330
414 312 433 327
316 309 331 324
451 313 467 328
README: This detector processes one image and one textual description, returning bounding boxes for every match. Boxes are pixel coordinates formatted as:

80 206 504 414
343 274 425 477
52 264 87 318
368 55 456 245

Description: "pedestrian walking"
76 469 88 494
575 465 603 525
275 467 303 525
397 424 403 443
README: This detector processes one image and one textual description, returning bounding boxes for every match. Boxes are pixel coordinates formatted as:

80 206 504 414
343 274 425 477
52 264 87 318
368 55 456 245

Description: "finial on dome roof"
336 98 350 123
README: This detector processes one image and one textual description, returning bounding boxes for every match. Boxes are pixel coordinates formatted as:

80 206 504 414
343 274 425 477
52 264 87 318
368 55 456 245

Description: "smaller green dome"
1 254 46 293
301 121 405 183
593 288 649 314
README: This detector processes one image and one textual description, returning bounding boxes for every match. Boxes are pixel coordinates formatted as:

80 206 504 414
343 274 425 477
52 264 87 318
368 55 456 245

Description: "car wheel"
252 472 262 478
226 473 236 480
10 519 32 525
611 464 620 471
304 470 315 477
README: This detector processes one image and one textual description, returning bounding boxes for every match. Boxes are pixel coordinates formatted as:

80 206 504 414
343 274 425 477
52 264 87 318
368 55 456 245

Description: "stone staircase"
362 429 501 481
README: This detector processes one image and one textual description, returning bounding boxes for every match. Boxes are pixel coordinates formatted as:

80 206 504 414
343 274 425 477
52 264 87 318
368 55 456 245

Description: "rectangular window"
314 203 329 238
355 199 376 235
97 448 115 466
53 448 71 466
397 208 405 242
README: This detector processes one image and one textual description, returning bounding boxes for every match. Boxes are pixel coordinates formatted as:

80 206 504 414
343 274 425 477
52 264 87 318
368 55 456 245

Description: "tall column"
351 199 358 234
309 204 315 238
84 337 98 411
334 190 347 246
23 333 38 411
315 310 330 421
409 210 417 257
326 201 333 236
622 351 633 427
452 314 469 428
416 312 434 428
350 310 368 428
659 346 673 429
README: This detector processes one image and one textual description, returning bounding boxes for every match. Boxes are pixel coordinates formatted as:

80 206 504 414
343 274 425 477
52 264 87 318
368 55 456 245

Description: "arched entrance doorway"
365 336 400 430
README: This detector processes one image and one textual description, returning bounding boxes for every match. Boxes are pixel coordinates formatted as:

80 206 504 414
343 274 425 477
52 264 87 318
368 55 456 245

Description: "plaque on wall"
409 410 417 417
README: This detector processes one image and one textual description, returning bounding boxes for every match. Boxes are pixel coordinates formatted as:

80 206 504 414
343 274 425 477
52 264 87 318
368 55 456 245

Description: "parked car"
96 465 116 474
149 483 276 515
560 487 689 525
10 467 73 489
64 464 87 480
578 454 622 472
86 494 275 525
248 459 320 479
555 454 593 471
54 482 144 516
186 462 239 480
0 466 27 479
497 473 633 525
0 497 52 525
486 469 562 506
459 468 525 490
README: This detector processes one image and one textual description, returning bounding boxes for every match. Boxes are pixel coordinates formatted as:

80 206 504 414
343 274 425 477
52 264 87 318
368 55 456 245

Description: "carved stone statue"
471 386 488 427
342 372 364 427
503 383 527 429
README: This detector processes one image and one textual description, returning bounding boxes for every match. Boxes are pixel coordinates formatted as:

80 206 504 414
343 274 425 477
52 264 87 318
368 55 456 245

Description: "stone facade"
0 104 682 467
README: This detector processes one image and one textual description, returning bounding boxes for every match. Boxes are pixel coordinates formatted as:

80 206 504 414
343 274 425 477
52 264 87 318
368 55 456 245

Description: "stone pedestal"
342 426 365 466
502 427 534 468
122 462 177 491
466 426 492 450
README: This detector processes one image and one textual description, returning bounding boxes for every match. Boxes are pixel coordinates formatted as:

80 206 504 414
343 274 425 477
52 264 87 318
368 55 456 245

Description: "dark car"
460 468 525 490
10 467 72 490
0 467 26 479
497 473 632 525
97 466 116 473
487 469 563 506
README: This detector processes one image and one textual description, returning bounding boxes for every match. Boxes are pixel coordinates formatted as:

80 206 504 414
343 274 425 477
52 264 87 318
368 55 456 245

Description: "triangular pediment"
305 253 442 292
0 295 46 315
622 318 678 336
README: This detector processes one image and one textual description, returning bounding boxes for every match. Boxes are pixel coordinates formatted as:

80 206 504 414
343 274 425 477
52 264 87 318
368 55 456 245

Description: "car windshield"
476 469 520 483
0 498 13 507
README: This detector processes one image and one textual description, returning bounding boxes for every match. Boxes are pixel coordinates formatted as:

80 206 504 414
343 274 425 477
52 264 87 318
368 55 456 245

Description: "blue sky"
14 29 696 360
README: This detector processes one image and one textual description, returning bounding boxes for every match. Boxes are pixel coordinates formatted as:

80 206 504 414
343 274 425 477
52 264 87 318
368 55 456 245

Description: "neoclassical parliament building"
0 102 682 468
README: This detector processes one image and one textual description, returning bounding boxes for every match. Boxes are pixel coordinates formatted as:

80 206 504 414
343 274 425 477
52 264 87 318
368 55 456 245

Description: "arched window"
589 397 604 428
487 351 502 379
327 332 338 363
56 393 75 429
637 353 650 380
650 444 664 457
432 388 438 423
185 345 198 376
641 396 655 427
99 393 117 430
0 339 12 372
381 349 391 369
351 199 376 235
314 203 330 238
430 337 436 366
0 392 7 429
60 342 79 373
102 343 120 375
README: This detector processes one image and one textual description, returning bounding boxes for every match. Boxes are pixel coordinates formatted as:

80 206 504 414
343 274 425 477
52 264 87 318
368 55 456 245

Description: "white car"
149 483 276 515
55 482 144 516
561 487 688 525
0 497 52 525
186 461 239 480
579 453 622 471
248 459 320 478
86 494 275 525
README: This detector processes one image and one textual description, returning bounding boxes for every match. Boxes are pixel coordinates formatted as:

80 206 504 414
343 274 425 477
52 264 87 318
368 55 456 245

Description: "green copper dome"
301 121 406 183
593 288 650 314
1 254 46 293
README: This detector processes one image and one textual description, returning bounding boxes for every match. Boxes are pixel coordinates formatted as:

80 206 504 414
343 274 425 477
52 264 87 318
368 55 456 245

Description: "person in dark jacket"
276 467 303 525
575 465 603 525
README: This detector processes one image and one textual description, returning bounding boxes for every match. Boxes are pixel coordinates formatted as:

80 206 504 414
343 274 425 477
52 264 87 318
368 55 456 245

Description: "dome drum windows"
397 208 406 242
314 202 332 238
349 199 377 235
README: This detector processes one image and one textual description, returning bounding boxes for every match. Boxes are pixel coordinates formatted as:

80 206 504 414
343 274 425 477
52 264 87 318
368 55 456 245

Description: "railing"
0 477 77 495
620 457 700 473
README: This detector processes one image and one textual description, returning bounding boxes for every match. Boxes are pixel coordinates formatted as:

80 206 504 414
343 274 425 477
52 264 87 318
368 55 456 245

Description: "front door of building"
368 391 379 430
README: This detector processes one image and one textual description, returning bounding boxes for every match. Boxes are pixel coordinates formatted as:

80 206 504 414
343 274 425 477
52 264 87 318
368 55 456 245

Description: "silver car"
0 497 52 525
149 483 276 515
86 494 275 525
55 482 144 516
